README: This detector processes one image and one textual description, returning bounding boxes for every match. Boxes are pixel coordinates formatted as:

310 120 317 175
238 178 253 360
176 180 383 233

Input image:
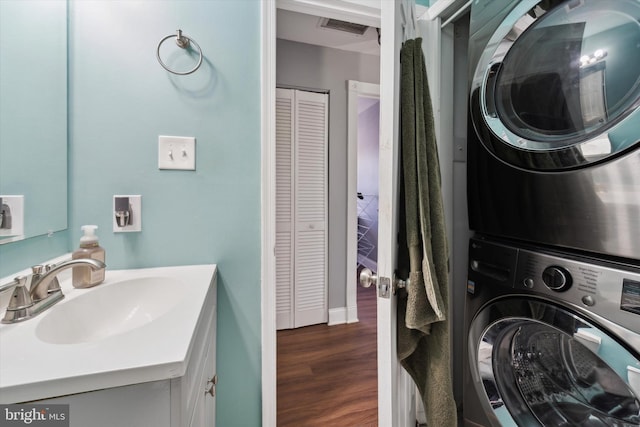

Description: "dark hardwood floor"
277 284 378 426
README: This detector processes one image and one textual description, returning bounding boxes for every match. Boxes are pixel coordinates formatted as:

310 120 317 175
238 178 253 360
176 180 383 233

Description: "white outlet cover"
113 195 142 233
158 136 196 170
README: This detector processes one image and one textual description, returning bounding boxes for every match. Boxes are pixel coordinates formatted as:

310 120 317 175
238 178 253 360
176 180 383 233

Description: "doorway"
276 81 381 425
347 81 380 322
274 8 381 425
356 94 379 269
356 96 380 285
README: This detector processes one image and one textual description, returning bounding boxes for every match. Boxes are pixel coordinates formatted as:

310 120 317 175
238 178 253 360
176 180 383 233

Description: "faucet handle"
6 277 32 310
28 265 47 300
1 277 33 324
45 264 61 293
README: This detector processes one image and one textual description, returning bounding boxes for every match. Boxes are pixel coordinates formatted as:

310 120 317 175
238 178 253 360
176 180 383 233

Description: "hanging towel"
397 38 457 427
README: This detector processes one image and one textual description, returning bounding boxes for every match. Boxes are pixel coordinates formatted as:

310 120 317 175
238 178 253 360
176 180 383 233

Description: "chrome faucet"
1 258 106 324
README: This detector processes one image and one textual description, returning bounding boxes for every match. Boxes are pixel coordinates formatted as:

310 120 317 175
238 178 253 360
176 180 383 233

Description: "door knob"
359 268 377 288
359 268 409 298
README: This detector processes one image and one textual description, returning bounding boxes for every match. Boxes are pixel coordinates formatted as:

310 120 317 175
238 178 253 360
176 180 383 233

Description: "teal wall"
2 1 262 425
0 232 70 277
69 2 262 425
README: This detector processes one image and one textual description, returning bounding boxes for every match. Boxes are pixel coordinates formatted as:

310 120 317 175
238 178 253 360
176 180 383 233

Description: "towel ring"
156 30 203 75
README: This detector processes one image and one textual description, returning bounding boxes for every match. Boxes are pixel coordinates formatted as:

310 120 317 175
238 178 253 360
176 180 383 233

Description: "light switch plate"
158 136 196 170
113 195 142 232
0 195 25 242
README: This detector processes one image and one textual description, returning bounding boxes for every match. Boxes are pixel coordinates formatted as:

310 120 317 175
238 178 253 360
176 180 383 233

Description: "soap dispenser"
72 225 106 288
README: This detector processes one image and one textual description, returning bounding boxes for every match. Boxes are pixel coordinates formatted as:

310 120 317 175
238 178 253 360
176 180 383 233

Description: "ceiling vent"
319 18 369 35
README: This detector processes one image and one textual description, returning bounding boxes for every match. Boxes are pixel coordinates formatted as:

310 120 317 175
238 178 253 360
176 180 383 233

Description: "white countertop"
0 261 217 403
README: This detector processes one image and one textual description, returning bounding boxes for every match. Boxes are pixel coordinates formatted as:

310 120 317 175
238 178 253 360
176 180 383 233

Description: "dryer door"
470 0 640 170
469 297 640 426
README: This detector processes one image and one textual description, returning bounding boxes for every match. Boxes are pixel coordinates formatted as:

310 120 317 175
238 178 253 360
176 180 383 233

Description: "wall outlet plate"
0 195 25 243
158 135 196 170
113 195 142 232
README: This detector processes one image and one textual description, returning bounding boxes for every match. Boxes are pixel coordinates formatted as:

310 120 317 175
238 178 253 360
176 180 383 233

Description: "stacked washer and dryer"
463 0 640 426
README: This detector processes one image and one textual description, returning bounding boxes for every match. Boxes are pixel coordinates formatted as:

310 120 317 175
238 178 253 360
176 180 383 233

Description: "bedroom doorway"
356 96 380 274
346 80 380 323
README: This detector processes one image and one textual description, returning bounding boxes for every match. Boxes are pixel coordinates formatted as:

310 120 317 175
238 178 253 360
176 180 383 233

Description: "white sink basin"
0 263 216 404
35 276 183 344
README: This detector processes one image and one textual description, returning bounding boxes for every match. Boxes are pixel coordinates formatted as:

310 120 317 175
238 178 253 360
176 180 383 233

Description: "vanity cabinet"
172 276 217 427
37 275 217 427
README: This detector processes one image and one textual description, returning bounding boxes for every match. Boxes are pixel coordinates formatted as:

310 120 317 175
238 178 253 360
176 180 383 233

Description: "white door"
275 88 328 330
275 88 295 330
293 90 328 328
376 0 415 425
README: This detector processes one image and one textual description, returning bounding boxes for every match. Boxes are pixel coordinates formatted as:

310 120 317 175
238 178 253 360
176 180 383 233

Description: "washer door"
470 0 640 170
469 297 640 426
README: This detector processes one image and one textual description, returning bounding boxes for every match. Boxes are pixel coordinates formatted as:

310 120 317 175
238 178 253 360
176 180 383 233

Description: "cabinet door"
38 381 171 427
189 380 205 427
189 337 216 427
204 331 216 426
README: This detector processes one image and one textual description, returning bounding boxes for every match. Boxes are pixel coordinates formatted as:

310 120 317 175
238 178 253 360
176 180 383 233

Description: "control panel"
514 247 640 335
468 237 640 335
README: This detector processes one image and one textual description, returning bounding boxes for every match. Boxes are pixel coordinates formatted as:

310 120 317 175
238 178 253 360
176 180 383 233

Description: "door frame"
260 1 277 425
346 80 380 324
261 1 395 426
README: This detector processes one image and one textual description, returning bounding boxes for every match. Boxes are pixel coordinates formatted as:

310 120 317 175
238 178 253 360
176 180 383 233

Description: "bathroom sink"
0 263 216 404
35 276 183 344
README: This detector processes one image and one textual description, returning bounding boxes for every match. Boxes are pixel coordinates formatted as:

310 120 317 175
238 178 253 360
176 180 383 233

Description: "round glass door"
470 298 640 426
472 0 640 170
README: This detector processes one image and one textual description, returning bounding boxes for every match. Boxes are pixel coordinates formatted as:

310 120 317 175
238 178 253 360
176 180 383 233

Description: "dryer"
467 0 640 261
463 236 640 426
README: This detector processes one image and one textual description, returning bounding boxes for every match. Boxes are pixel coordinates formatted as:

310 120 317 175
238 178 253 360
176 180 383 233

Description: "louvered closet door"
293 90 328 328
275 88 328 330
275 89 295 330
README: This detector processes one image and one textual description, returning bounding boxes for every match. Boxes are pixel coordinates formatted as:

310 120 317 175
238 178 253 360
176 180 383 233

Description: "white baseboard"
346 305 359 323
328 307 347 326
276 312 292 330
329 305 360 325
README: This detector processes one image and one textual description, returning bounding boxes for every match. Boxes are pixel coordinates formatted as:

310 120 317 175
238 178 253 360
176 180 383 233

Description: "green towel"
398 38 457 427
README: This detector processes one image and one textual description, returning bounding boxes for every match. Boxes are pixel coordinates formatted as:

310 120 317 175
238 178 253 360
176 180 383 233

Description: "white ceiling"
276 8 380 56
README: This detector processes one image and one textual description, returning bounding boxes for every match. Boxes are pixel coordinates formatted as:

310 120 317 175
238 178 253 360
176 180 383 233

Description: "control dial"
542 266 572 292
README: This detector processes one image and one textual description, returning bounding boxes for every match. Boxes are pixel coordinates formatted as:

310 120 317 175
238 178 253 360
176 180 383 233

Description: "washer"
463 236 640 426
467 0 640 261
